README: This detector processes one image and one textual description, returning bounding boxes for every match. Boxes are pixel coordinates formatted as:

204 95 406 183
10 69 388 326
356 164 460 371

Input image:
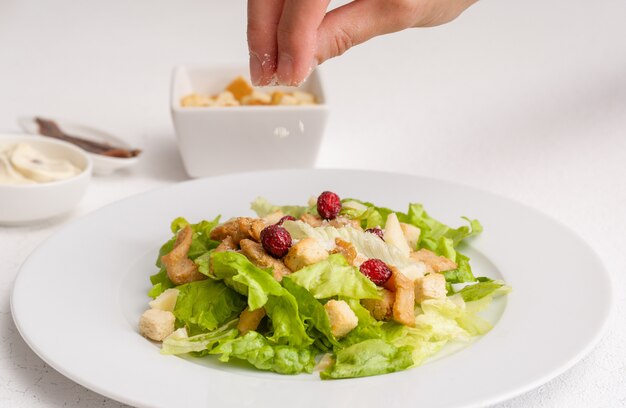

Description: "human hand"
247 0 478 86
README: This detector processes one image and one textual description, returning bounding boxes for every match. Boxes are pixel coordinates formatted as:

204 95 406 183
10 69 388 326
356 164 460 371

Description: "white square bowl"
170 65 328 178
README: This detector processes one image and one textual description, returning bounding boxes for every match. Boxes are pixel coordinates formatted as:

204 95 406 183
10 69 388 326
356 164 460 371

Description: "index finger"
276 0 331 85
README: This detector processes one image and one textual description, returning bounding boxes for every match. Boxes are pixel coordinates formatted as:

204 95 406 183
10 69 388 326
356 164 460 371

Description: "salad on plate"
139 191 509 379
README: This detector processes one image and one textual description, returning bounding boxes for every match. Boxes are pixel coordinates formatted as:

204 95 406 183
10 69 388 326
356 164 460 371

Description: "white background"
1 0 625 406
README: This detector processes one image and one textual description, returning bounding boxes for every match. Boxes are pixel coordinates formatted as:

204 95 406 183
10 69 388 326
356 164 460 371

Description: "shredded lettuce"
457 280 510 302
211 251 313 347
282 277 339 348
211 331 315 375
250 197 311 218
161 320 239 355
287 254 380 300
173 279 246 335
321 339 414 379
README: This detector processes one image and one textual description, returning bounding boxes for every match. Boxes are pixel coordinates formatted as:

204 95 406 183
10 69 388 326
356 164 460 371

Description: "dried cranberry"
317 191 341 220
359 259 392 286
276 215 296 225
260 225 292 258
365 227 384 240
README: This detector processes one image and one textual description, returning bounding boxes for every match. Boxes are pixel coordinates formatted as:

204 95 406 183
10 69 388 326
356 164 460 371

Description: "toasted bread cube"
149 288 179 312
139 309 175 341
400 223 421 251
415 273 447 303
324 300 358 338
292 91 316 104
213 91 240 107
278 93 299 105
180 93 214 107
237 307 266 335
361 288 395 320
284 237 329 272
271 91 284 105
241 90 272 105
225 76 254 101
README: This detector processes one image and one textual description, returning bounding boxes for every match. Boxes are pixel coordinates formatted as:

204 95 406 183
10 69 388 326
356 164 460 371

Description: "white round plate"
17 116 140 176
11 169 612 408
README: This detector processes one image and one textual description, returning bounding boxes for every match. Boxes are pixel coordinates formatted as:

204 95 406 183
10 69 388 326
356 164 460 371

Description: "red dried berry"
365 227 385 240
317 191 341 220
276 215 296 226
359 259 392 286
260 225 292 258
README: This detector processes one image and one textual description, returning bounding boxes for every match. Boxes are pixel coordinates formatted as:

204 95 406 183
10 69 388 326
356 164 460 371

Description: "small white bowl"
0 134 92 225
170 65 329 178
17 117 140 176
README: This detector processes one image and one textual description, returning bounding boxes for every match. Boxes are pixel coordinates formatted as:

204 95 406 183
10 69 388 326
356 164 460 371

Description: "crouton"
324 300 358 338
210 217 266 245
139 309 176 341
237 307 266 334
361 288 395 321
410 248 457 273
329 238 358 266
400 223 421 251
385 266 415 327
225 76 254 101
213 91 240 107
149 288 179 312
415 273 447 303
161 225 206 285
239 239 291 281
180 93 214 107
241 90 271 105
284 237 329 272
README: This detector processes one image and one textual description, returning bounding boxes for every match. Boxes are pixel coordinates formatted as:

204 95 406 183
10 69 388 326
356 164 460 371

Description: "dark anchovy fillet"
35 117 141 158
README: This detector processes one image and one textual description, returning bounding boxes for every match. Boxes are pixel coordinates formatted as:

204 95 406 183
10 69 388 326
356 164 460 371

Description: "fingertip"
249 53 263 86
250 51 278 86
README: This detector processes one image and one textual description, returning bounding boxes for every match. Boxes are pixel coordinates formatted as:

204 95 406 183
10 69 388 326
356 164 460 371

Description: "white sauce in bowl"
0 143 81 184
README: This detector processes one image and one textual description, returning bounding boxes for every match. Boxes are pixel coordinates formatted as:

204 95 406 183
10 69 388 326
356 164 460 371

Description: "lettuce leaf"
211 251 313 347
405 204 482 250
321 339 413 379
250 197 311 218
173 279 246 334
457 280 510 302
337 298 384 347
282 277 339 348
340 199 394 229
211 251 284 309
148 269 175 298
161 320 239 355
287 254 380 300
211 331 315 375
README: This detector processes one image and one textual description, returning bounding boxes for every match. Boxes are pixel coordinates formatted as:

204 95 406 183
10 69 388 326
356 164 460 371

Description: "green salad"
139 191 509 379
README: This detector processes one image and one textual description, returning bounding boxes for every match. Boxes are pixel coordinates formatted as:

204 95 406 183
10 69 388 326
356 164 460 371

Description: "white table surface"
1 0 625 406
